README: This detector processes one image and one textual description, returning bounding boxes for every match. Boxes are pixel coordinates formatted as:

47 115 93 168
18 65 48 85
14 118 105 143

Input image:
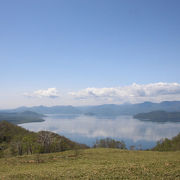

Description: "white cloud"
69 82 180 104
23 83 180 104
24 88 59 98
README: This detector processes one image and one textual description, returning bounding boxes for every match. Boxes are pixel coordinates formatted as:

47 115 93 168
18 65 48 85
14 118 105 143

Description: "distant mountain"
14 105 81 114
134 111 180 122
78 101 180 116
2 101 180 116
0 111 45 124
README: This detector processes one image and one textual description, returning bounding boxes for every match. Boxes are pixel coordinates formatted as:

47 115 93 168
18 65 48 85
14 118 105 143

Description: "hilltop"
0 148 180 179
0 122 180 179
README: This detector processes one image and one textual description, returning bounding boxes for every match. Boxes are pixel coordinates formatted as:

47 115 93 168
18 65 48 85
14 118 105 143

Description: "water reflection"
20 114 180 149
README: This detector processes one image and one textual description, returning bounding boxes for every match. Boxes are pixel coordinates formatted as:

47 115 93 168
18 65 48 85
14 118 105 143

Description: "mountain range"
1 101 180 116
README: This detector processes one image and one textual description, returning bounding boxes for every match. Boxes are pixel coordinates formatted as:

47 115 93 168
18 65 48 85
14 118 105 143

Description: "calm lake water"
20 114 180 149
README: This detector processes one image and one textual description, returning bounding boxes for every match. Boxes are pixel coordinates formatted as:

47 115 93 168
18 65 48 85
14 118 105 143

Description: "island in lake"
134 111 180 122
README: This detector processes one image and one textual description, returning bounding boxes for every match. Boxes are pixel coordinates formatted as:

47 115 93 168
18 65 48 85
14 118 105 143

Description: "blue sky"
0 0 180 108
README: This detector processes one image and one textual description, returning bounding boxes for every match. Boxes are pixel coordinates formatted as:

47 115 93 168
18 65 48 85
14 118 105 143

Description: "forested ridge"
0 121 88 157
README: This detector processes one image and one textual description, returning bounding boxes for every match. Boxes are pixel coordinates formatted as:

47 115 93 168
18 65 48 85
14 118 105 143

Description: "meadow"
0 148 180 179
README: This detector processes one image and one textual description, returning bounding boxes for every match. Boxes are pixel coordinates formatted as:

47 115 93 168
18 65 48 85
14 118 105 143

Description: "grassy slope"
0 149 180 180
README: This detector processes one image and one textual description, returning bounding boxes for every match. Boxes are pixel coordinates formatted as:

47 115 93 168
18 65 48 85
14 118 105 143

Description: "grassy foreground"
0 148 180 179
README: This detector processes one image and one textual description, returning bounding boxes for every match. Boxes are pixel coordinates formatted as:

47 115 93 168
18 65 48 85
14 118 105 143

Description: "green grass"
0 148 180 179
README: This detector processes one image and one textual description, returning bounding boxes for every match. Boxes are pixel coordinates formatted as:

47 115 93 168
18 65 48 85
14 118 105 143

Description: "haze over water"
20 114 180 149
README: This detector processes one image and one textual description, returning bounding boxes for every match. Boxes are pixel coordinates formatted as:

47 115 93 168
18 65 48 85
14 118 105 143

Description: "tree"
38 131 52 153
130 145 135 150
93 138 126 149
22 135 37 155
11 135 24 155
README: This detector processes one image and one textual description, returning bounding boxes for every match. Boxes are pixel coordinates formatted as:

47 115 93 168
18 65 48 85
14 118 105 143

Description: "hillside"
0 148 180 179
0 111 45 124
0 121 88 157
153 133 180 151
134 111 180 122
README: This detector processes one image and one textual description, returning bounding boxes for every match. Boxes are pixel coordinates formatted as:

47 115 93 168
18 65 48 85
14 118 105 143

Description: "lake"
19 114 180 149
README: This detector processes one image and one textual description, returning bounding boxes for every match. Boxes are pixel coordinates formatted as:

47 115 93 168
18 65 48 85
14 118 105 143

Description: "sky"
0 0 180 108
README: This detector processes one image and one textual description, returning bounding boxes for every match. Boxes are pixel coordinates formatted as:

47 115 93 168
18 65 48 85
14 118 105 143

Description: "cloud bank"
24 83 180 104
24 88 59 98
69 82 180 104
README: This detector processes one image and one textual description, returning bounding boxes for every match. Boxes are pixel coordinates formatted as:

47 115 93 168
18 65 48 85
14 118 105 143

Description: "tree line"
93 138 126 149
